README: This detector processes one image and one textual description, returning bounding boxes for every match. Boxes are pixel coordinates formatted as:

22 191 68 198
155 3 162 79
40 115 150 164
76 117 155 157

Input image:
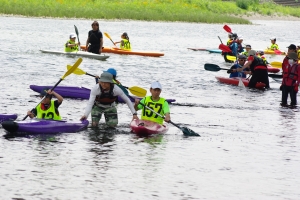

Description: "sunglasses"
238 59 246 61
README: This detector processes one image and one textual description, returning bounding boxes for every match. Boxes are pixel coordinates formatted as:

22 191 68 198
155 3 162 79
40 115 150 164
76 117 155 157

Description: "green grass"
0 0 299 24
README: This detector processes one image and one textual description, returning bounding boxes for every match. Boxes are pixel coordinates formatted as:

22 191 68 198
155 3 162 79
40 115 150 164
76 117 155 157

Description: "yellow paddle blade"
270 61 282 68
67 65 86 75
104 32 112 40
62 58 82 79
227 55 236 61
128 86 147 97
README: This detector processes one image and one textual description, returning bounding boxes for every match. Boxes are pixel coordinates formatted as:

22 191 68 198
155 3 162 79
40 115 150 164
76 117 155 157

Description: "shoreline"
240 13 300 21
1 13 300 22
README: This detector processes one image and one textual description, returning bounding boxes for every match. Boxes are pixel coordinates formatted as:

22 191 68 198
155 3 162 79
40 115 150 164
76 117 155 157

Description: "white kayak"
40 50 110 60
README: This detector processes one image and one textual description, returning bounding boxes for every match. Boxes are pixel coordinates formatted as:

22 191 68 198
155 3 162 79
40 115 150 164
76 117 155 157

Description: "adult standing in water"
85 21 103 54
237 50 270 89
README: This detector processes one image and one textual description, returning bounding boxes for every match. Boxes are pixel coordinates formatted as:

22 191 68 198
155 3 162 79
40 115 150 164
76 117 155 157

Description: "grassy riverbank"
0 0 300 24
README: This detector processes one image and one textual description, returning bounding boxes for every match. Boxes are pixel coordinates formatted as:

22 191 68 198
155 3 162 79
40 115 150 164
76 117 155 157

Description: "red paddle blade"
219 44 231 52
223 25 232 33
274 49 282 55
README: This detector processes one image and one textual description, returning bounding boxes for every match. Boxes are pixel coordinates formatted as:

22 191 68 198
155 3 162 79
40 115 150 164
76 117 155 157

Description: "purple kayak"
0 113 18 124
2 119 89 134
29 85 176 103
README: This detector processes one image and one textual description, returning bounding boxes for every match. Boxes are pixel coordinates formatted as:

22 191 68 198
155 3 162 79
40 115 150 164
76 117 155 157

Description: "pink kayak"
215 76 266 89
130 119 169 136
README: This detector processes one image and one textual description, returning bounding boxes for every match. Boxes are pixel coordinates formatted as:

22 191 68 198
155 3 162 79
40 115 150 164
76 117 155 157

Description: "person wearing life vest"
280 44 297 90
268 37 279 50
296 44 300 60
27 89 63 120
281 52 300 107
236 36 244 54
85 21 103 54
237 50 270 89
226 33 233 46
257 51 269 65
227 55 249 78
65 33 80 52
229 33 239 57
114 32 131 50
134 81 170 125
242 44 251 57
80 72 138 127
222 33 238 63
95 68 130 96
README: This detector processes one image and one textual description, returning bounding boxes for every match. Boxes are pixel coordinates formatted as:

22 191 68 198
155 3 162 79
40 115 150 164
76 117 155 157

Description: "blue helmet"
104 68 117 76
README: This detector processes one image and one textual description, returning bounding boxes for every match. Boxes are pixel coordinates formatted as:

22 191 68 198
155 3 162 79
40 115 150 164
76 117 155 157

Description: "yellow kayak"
264 49 285 55
270 61 282 68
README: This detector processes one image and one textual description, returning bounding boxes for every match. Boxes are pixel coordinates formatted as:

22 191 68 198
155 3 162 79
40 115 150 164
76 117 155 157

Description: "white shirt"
83 84 136 117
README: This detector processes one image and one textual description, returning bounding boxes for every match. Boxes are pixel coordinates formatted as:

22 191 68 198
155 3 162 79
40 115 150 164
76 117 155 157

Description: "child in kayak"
65 33 80 52
27 89 63 120
257 51 269 65
268 37 279 50
227 55 250 78
114 32 131 50
134 81 170 125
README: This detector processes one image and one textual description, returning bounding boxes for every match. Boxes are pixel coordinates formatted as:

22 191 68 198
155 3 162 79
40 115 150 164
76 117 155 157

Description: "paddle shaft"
74 25 81 51
218 36 223 44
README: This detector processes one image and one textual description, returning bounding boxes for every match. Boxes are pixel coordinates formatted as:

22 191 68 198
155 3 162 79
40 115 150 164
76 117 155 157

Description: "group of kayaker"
27 68 171 128
223 31 300 107
65 21 131 54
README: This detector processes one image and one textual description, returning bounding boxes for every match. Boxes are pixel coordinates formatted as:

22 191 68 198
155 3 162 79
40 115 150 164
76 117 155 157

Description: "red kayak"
130 119 169 136
215 76 266 89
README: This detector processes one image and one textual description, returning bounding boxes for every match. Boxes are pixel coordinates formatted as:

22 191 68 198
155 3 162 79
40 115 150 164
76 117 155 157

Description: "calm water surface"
0 17 300 199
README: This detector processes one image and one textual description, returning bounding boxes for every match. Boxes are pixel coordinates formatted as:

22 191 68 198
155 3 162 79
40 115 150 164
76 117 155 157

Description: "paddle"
204 63 229 71
66 65 147 97
270 61 282 68
219 44 231 52
74 25 81 51
138 102 200 136
104 32 118 47
274 49 283 55
218 36 223 44
23 58 83 120
223 24 232 34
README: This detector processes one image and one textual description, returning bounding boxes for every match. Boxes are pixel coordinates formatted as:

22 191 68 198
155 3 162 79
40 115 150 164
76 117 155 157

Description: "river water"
0 16 299 199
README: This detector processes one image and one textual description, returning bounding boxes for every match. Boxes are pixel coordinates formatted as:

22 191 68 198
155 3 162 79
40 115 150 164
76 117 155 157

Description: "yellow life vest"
36 100 62 120
141 96 166 125
65 40 78 52
270 44 279 50
120 39 131 50
297 50 300 59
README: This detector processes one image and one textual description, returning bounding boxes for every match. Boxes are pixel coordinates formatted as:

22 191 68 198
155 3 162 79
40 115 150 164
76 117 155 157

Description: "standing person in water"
237 50 270 89
281 52 300 107
80 72 138 127
85 21 103 54
114 32 131 50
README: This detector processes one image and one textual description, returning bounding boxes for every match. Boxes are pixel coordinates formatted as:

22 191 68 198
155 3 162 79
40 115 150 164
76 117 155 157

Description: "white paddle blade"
238 78 245 88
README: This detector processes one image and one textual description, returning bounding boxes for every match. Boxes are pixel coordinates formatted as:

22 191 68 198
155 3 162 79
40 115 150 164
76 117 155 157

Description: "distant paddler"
65 33 80 52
